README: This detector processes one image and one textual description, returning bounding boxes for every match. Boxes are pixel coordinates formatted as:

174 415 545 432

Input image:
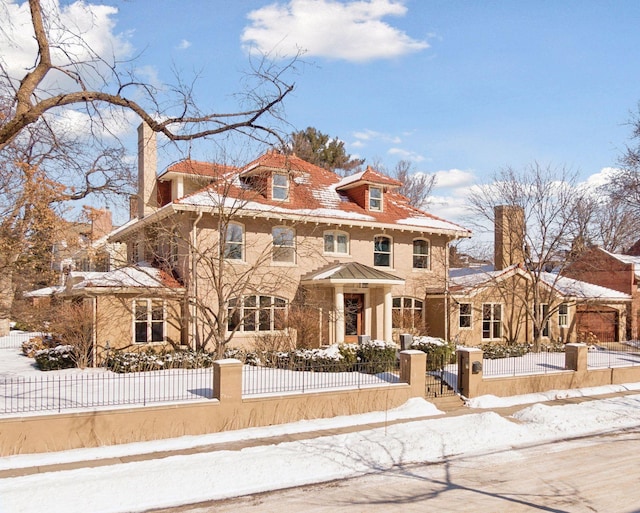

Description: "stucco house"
79 123 471 355
424 206 631 345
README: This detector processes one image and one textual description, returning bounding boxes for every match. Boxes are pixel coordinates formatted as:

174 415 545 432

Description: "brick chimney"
90 208 113 240
494 205 526 270
137 123 158 219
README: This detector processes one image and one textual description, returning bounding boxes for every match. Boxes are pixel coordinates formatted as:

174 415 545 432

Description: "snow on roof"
23 286 64 298
70 264 181 290
449 265 631 300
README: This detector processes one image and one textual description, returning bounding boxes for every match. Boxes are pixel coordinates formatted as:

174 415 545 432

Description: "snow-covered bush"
411 336 455 370
21 335 59 357
105 349 217 373
357 339 398 373
34 345 75 371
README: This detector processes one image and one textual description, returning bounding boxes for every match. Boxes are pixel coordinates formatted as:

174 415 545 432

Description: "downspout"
444 241 450 343
190 212 203 350
92 296 97 368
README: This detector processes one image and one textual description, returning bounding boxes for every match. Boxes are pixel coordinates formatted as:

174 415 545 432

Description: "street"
152 428 640 513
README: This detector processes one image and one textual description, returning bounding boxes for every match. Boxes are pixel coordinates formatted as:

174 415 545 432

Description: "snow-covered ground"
1 384 640 513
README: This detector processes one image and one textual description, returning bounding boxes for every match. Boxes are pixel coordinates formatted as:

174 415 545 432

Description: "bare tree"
0 0 294 150
392 160 436 210
466 163 588 349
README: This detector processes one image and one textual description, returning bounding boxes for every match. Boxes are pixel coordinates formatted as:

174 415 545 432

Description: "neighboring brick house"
87 123 471 353
564 246 640 340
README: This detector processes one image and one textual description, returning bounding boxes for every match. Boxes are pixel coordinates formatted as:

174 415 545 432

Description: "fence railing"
483 350 567 377
0 331 46 350
0 368 214 414
242 360 400 396
586 342 640 369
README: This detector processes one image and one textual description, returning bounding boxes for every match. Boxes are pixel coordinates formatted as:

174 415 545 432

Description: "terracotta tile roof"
174 150 470 235
161 160 237 179
336 166 402 190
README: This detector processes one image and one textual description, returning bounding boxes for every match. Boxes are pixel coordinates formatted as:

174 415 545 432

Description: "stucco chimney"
90 208 112 240
137 123 158 219
494 205 526 270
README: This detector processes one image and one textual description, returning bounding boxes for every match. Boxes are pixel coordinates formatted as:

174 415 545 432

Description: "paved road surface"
150 428 640 513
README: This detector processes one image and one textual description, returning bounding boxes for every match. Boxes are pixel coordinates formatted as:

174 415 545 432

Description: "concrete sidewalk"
1 388 638 480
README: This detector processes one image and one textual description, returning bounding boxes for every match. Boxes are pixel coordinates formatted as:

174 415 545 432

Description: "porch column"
334 285 345 344
383 285 393 342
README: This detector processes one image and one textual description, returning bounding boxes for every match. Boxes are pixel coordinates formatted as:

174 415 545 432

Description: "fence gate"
424 353 456 398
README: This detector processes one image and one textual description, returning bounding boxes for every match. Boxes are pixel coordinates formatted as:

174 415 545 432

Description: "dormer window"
369 186 382 211
272 172 289 201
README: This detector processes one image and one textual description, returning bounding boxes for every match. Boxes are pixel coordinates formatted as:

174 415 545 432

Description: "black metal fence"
0 368 214 414
242 360 400 396
0 331 46 350
425 353 457 397
482 350 566 377
586 342 640 369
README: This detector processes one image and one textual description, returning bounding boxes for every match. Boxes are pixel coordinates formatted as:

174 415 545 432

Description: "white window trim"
482 302 502 340
272 226 296 265
459 302 472 330
323 230 350 256
223 221 245 261
272 172 289 202
369 186 383 211
558 303 569 328
373 234 393 268
412 238 431 271
132 299 166 344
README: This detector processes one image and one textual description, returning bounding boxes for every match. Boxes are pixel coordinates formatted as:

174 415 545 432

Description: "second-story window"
413 239 430 269
272 226 295 263
374 235 392 267
224 222 244 260
558 303 569 327
324 230 349 255
272 172 289 201
369 186 382 211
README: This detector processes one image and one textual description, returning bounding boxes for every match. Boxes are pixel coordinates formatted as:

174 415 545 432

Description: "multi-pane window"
272 173 289 201
369 186 382 211
392 297 424 330
323 231 349 255
459 303 472 329
558 303 569 327
413 239 430 269
224 222 244 260
134 299 165 344
374 235 392 267
482 303 502 340
227 295 287 333
272 227 295 263
540 303 550 337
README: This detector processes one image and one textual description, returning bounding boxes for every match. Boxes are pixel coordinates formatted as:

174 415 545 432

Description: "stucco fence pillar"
564 343 588 372
457 347 484 398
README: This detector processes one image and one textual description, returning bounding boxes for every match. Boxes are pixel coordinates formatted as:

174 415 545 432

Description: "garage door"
575 308 618 342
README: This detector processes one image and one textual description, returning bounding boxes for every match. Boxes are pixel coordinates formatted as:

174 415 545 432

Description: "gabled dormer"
238 149 302 202
335 167 402 212
157 160 235 205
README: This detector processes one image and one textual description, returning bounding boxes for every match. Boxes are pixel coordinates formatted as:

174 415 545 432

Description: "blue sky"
6 0 640 225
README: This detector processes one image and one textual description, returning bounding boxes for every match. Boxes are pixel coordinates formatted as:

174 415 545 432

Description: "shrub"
356 339 397 374
105 349 217 373
410 336 455 371
34 345 76 371
21 335 59 357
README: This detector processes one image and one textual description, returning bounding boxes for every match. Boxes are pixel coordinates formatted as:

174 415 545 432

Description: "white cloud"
388 147 425 162
176 39 192 50
353 129 401 144
581 166 619 189
1 0 132 92
242 0 428 62
433 168 476 189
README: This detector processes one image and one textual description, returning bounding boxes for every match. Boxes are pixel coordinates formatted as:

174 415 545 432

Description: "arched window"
392 297 424 330
227 295 287 333
224 222 244 260
323 230 349 255
272 226 295 263
374 235 392 267
413 239 430 269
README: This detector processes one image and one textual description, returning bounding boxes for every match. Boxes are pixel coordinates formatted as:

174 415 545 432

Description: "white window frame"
224 222 245 261
227 295 287 333
373 235 392 267
558 303 569 327
272 172 289 201
392 297 424 330
272 226 296 264
323 230 350 255
369 186 382 211
412 238 431 270
459 303 472 329
482 303 502 340
133 299 166 344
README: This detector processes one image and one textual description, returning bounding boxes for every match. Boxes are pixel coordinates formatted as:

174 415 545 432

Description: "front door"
344 293 364 342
